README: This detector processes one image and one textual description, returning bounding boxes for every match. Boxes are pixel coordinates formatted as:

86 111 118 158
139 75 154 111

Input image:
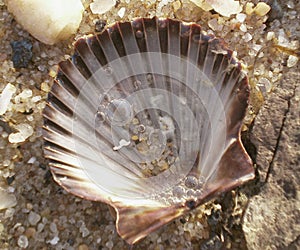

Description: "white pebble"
27 156 36 164
37 223 45 233
236 13 246 22
7 0 84 45
28 211 41 226
266 31 275 41
48 236 60 245
19 89 32 99
243 33 253 42
105 240 114 249
0 189 17 210
287 55 299 68
80 223 90 237
239 24 247 32
90 0 116 14
4 208 16 218
207 0 242 17
8 123 34 143
117 7 126 18
50 222 58 234
17 235 29 248
0 83 16 115
31 95 41 103
254 2 271 16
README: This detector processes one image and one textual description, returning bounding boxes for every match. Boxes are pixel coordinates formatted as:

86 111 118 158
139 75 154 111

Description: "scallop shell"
43 17 255 244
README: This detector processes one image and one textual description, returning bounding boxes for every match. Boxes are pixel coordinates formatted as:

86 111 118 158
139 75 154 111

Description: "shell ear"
115 204 185 245
204 140 254 200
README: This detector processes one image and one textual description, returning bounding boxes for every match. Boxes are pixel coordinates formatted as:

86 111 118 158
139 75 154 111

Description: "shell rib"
43 17 255 244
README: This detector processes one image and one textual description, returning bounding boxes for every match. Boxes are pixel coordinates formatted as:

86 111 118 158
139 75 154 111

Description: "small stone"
49 69 57 78
79 223 90 237
48 236 60 245
206 0 241 17
41 82 51 92
287 1 295 9
25 227 36 238
15 89 33 103
31 96 41 103
50 222 58 234
90 0 116 14
254 2 271 17
236 13 246 22
105 240 114 249
189 0 213 11
287 55 299 68
0 189 17 210
17 235 29 248
268 0 283 21
117 7 126 18
28 211 41 226
243 33 253 42
0 83 16 115
239 24 247 32
27 157 36 164
94 19 107 32
4 207 15 218
8 123 34 143
7 0 84 45
78 244 89 250
208 18 223 31
257 77 272 97
172 0 181 12
266 31 275 41
10 40 33 68
245 2 255 15
37 223 45 233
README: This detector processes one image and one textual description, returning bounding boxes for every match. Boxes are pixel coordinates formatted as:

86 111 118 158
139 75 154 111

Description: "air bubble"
184 176 198 189
137 124 145 133
186 189 196 197
172 186 185 198
95 111 106 123
106 99 133 126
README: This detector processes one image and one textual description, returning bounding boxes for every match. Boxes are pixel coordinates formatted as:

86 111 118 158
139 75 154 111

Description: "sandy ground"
0 0 299 249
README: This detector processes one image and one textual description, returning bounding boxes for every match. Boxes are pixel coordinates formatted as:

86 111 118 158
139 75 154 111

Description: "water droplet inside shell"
95 111 106 123
172 186 185 198
137 124 145 133
106 99 133 126
184 176 198 189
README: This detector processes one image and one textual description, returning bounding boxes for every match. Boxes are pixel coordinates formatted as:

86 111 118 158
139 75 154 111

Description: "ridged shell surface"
43 17 255 244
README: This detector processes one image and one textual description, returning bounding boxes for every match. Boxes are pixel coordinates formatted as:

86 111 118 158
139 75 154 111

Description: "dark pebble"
200 235 223 250
95 19 107 32
6 175 15 185
268 0 284 21
10 40 33 68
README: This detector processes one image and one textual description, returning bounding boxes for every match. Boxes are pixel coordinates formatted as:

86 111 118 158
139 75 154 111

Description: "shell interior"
43 17 255 244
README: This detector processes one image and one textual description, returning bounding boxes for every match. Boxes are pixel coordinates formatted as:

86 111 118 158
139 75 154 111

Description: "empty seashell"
43 17 255 244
